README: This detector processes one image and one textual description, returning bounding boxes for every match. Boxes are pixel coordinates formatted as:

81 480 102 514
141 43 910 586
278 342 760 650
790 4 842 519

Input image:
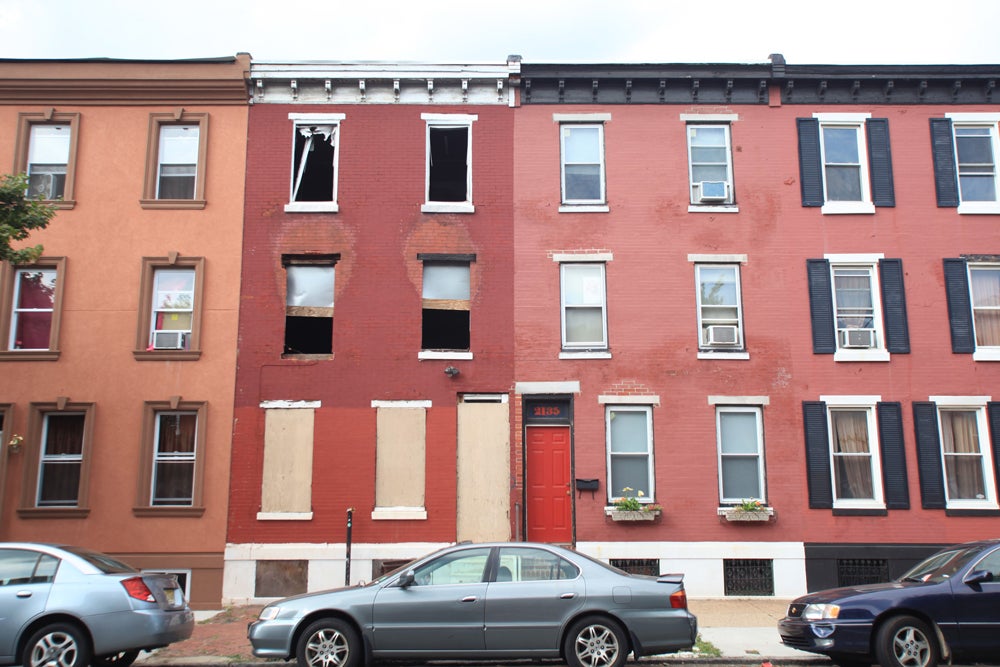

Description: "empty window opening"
421 261 470 350
292 125 336 202
428 126 468 202
284 260 336 355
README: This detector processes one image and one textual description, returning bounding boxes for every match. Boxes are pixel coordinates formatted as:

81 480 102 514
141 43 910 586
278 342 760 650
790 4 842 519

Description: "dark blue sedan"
778 539 1000 667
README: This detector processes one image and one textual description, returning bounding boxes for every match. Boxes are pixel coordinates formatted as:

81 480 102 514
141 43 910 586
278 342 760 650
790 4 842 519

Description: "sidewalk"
140 598 822 665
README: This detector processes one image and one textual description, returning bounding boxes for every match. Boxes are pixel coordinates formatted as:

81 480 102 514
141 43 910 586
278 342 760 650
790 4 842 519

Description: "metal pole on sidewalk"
345 507 353 586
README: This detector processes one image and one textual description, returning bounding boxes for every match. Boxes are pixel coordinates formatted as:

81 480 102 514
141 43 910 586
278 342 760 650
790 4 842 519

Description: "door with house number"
525 426 572 543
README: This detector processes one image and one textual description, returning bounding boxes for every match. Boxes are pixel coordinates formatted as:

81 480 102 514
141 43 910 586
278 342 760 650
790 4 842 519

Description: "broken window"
421 114 476 213
421 259 471 351
283 255 337 355
286 114 343 212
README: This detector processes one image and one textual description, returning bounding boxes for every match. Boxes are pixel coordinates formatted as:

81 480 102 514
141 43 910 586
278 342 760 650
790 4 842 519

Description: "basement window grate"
723 558 774 596
837 558 889 586
610 558 659 576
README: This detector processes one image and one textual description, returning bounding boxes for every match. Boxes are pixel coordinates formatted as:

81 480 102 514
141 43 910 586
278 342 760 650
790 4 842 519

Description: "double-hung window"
1 258 66 360
695 261 745 354
285 113 344 212
797 114 894 213
142 112 208 209
15 112 80 208
36 412 86 507
914 397 999 512
558 259 609 354
931 114 1000 213
556 114 609 211
716 405 765 504
606 405 655 505
421 114 476 213
419 255 473 357
283 255 337 357
136 400 207 515
135 256 204 360
685 117 736 208
942 258 1000 360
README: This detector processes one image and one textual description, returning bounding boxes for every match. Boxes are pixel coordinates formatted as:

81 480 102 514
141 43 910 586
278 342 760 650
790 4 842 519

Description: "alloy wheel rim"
31 632 78 667
892 626 931 667
575 624 620 667
305 629 349 667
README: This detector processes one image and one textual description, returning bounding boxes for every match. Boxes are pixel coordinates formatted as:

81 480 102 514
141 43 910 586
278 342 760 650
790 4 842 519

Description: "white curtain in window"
971 269 1000 346
831 410 873 500
941 410 986 500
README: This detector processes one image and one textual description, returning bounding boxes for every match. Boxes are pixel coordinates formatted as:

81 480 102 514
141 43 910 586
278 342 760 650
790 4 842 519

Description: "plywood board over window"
258 403 316 520
372 401 428 520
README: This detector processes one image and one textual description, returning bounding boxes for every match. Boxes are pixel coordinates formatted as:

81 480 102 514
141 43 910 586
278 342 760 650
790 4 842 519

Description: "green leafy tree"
1 173 56 264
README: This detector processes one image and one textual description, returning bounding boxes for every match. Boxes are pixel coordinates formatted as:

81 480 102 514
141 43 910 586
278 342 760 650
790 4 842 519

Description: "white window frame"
813 113 875 215
556 114 610 212
827 253 889 363
150 410 198 507
148 268 195 351
559 260 608 355
695 263 745 351
821 395 884 510
155 124 200 200
969 262 1000 361
716 405 766 504
947 113 1000 215
930 395 998 510
26 124 70 201
421 113 476 214
285 113 344 213
683 115 737 211
36 412 85 507
9 268 58 351
605 404 655 504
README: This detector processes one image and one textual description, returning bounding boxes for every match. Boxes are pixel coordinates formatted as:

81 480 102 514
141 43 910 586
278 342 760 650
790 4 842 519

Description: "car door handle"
17 591 32 598
461 596 478 602
560 593 576 599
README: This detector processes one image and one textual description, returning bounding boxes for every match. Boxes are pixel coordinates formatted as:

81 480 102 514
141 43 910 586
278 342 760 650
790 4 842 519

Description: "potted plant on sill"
720 498 774 522
606 488 662 521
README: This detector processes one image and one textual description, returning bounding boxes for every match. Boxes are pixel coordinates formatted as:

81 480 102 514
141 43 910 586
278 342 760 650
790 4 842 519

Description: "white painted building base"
223 541 808 603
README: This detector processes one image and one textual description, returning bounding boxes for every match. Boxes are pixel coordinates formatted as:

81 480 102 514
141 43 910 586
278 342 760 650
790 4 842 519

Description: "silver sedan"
248 542 697 667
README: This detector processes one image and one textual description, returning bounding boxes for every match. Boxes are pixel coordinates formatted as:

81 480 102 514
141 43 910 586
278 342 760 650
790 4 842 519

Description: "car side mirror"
963 569 994 586
397 570 416 588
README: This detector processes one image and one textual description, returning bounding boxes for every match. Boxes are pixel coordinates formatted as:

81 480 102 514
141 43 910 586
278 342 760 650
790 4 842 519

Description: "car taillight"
670 589 688 609
122 576 156 602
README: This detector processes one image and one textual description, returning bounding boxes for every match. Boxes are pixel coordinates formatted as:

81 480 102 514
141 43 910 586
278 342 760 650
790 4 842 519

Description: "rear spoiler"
657 573 685 584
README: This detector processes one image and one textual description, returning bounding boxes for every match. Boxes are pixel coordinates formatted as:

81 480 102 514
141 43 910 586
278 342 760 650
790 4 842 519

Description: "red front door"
525 426 572 543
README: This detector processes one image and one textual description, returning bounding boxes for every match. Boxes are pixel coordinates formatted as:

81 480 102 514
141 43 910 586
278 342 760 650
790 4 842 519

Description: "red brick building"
512 56 1000 596
224 60 519 599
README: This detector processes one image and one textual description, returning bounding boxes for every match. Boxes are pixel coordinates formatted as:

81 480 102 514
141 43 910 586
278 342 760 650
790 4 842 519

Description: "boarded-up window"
375 406 426 509
261 407 314 514
422 261 470 350
283 255 338 356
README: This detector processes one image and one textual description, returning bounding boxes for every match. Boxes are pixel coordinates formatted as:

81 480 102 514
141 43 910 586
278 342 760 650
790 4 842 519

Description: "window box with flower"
605 488 662 521
718 499 774 522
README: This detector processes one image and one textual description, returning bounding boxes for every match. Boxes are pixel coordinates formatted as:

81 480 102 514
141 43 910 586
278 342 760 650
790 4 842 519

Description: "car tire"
22 623 92 667
92 650 141 667
296 618 362 667
563 615 629 667
875 615 939 667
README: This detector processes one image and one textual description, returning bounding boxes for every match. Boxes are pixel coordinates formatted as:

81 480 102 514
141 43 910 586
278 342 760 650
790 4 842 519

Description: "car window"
412 548 490 586
971 548 1000 578
496 547 579 582
899 546 982 583
0 549 59 586
61 545 136 574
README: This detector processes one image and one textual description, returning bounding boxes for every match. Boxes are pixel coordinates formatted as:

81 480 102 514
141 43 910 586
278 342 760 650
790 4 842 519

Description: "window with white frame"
141 112 208 208
286 113 343 212
931 114 1000 213
156 125 199 199
954 124 998 202
559 123 606 206
26 124 70 201
151 411 198 506
37 412 86 507
831 262 884 354
820 120 869 205
687 123 734 206
560 263 607 350
606 405 654 503
149 269 195 351
421 114 476 213
827 402 883 507
696 264 743 349
8 268 58 351
717 406 765 503
970 264 1000 350
935 402 997 509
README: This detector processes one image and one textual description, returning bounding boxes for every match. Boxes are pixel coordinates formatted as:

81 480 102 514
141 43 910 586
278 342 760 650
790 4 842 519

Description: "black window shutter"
879 259 910 353
797 118 824 207
913 402 946 509
877 402 909 509
930 118 959 207
807 259 836 354
803 401 833 509
943 258 974 354
866 118 895 207
989 403 1000 500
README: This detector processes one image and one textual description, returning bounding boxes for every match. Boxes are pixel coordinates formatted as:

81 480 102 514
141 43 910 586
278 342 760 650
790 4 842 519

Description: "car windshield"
898 546 982 584
62 546 137 574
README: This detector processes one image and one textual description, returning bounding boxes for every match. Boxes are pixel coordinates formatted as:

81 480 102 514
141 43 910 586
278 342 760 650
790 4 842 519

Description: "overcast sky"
2 0 999 66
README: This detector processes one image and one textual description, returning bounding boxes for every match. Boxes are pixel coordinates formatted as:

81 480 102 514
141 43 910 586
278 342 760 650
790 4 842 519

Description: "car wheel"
22 623 92 667
92 650 140 667
564 616 629 667
296 618 361 667
875 615 939 667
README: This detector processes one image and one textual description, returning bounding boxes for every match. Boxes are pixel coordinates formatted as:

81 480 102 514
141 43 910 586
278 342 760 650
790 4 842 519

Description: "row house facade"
0 56 249 608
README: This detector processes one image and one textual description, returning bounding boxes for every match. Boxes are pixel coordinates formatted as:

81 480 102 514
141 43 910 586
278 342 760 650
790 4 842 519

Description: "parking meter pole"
345 507 353 586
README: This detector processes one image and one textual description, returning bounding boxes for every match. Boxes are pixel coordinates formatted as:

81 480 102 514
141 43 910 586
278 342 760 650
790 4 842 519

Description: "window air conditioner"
698 181 728 202
152 330 187 350
706 325 739 345
839 328 875 349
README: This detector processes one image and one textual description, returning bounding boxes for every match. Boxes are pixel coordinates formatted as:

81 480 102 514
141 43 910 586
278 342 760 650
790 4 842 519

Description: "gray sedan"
248 542 697 667
0 542 194 667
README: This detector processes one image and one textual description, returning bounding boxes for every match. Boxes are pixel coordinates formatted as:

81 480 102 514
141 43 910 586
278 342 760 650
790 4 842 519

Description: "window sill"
17 507 90 519
688 204 739 213
698 350 749 360
372 507 427 520
133 350 202 361
831 507 887 516
284 202 339 213
256 512 314 521
957 202 1000 215
0 350 60 361
133 506 206 518
718 506 775 522
280 353 334 361
418 351 473 360
421 202 474 214
559 350 612 359
605 508 661 522
972 348 1000 361
559 204 609 213
46 200 76 210
944 507 1000 517
834 349 890 363
820 201 876 215
139 199 207 210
